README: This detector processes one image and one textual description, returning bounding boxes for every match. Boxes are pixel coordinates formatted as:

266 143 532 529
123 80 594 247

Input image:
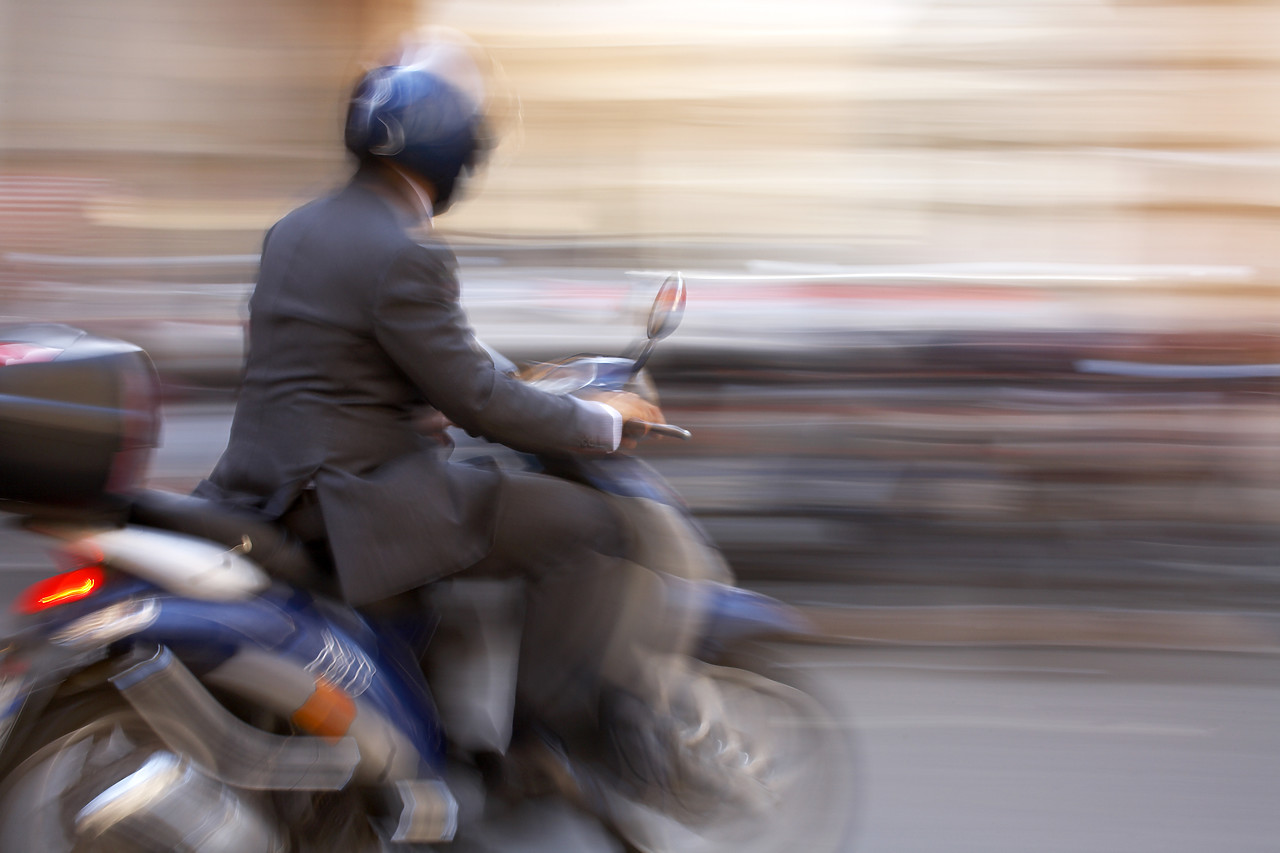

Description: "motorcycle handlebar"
633 421 692 441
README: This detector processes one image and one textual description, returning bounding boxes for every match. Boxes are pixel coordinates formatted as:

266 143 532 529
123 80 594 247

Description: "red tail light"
15 567 106 614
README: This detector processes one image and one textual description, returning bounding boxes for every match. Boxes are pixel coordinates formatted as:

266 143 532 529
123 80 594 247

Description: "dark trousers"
462 470 632 742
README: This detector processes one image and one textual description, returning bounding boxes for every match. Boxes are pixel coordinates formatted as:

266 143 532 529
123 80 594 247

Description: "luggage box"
0 324 160 518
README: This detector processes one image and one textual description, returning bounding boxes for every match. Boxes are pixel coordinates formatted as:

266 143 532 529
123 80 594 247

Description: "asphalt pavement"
810 644 1280 853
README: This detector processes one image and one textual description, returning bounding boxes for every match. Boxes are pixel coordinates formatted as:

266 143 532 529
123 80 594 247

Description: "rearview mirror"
646 273 686 342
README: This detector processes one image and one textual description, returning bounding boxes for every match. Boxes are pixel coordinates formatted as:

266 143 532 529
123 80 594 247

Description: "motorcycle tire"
0 688 295 852
606 641 860 853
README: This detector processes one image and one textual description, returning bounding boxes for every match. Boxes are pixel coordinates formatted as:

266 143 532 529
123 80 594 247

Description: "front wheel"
607 644 859 853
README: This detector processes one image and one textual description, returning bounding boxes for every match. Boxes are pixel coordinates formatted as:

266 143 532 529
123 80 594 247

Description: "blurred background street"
2 0 1279 849
2 0 1276 606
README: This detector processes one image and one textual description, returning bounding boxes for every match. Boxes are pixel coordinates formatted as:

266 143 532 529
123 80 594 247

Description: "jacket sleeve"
371 241 615 454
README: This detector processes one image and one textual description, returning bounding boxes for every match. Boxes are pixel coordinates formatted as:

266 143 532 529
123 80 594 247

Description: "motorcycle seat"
128 489 333 592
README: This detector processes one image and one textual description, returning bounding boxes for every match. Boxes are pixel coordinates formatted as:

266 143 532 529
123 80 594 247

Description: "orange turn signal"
291 677 357 740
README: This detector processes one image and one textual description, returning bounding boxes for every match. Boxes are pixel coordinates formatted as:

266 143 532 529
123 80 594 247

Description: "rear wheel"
0 690 287 852
608 644 859 853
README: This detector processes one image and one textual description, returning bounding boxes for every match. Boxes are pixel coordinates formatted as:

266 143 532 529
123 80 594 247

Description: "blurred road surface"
813 644 1280 853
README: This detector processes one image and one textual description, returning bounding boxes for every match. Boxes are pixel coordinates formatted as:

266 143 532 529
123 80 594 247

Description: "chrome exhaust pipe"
75 751 288 853
110 645 361 791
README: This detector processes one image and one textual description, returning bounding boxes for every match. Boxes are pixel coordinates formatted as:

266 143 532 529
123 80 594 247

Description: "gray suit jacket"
197 165 611 605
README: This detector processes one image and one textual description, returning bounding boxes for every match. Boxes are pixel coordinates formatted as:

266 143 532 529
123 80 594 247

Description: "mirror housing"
646 273 686 342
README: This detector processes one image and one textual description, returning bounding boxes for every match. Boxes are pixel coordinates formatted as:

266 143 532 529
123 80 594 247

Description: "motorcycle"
0 275 856 852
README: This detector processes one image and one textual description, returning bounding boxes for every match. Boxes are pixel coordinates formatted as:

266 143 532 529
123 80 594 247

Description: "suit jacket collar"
348 162 434 230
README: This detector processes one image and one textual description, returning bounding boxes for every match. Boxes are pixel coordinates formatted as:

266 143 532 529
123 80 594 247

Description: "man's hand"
581 390 666 448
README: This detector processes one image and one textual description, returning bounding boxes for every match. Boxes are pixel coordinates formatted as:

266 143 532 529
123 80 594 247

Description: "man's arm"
373 243 650 454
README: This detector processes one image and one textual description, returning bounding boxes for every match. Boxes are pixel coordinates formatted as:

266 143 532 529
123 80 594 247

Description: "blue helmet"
344 37 495 213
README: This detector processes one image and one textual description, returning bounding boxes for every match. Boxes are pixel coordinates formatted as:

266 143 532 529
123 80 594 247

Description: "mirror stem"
630 340 655 377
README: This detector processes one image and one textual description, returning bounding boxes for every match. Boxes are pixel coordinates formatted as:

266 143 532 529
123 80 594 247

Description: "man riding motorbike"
194 31 669 769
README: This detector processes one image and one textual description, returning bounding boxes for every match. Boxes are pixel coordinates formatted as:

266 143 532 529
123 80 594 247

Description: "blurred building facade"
0 0 1278 275
440 0 1280 273
0 0 413 256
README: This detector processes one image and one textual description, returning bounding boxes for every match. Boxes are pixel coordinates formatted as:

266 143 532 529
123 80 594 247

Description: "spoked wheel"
606 646 858 853
0 691 287 852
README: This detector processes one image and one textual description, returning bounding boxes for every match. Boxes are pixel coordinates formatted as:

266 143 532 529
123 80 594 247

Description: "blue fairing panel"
140 588 446 772
14 580 447 775
696 584 814 658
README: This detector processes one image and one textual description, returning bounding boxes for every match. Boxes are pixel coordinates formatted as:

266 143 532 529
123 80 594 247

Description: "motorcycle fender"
0 637 112 762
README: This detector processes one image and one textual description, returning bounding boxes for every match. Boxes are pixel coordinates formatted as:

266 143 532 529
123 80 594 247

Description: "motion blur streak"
0 2 1277 849
0 0 1274 596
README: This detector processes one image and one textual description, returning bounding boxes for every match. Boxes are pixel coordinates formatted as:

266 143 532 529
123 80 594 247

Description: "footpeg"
382 779 458 843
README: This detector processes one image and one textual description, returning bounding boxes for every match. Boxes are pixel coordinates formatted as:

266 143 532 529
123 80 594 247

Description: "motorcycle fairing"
693 583 814 659
0 578 448 783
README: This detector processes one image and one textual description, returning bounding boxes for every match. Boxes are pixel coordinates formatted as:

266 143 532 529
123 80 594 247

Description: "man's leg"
464 470 634 744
